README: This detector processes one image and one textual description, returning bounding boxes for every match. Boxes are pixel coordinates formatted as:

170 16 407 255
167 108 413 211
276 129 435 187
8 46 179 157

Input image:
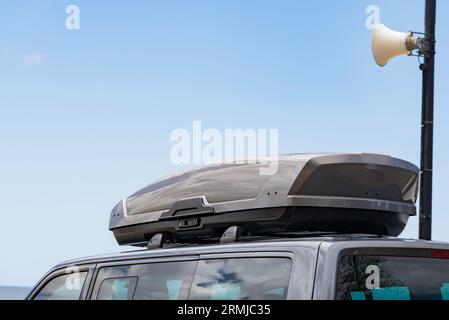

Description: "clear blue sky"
0 0 448 287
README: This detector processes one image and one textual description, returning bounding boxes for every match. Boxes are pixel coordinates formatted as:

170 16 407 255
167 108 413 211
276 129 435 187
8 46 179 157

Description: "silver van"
27 154 449 300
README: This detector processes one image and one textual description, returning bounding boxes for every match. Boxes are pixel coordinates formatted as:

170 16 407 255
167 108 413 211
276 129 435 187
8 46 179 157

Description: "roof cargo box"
109 153 419 246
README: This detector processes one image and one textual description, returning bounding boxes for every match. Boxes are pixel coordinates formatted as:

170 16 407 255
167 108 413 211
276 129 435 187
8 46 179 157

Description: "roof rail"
143 229 384 250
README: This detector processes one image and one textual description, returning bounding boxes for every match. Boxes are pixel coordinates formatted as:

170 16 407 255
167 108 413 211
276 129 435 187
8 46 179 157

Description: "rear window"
337 255 449 300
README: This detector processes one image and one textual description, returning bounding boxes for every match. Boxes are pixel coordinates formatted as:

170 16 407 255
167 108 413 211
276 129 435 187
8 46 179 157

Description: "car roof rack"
220 226 246 244
146 233 171 249
143 228 386 250
110 153 419 247
146 226 245 249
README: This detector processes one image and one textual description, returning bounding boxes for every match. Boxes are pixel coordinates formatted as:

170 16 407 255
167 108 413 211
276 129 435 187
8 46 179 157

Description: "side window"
189 258 292 300
93 261 197 300
34 272 87 300
337 255 449 300
97 277 137 300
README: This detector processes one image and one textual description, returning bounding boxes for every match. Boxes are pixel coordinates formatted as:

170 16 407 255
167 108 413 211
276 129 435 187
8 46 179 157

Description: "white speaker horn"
372 24 420 67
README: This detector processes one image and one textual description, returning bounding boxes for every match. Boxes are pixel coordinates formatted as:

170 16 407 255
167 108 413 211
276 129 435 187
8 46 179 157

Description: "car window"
34 271 87 300
189 258 292 300
94 261 197 300
97 277 137 300
337 255 449 300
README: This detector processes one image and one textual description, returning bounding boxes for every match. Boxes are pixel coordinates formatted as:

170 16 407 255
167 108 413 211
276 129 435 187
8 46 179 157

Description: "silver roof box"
110 153 419 246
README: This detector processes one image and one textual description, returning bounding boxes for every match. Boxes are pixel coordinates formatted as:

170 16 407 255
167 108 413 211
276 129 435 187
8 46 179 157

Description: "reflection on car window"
337 255 449 300
34 272 87 300
189 258 291 300
94 261 197 300
97 277 137 300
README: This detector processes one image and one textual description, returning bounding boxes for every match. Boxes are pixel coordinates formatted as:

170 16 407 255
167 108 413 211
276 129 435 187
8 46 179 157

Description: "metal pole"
419 0 436 240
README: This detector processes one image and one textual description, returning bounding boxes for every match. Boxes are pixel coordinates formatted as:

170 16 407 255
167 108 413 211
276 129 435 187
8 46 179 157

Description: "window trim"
28 264 95 300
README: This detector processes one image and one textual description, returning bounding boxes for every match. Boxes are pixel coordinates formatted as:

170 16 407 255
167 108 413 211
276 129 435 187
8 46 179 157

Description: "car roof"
54 235 449 269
